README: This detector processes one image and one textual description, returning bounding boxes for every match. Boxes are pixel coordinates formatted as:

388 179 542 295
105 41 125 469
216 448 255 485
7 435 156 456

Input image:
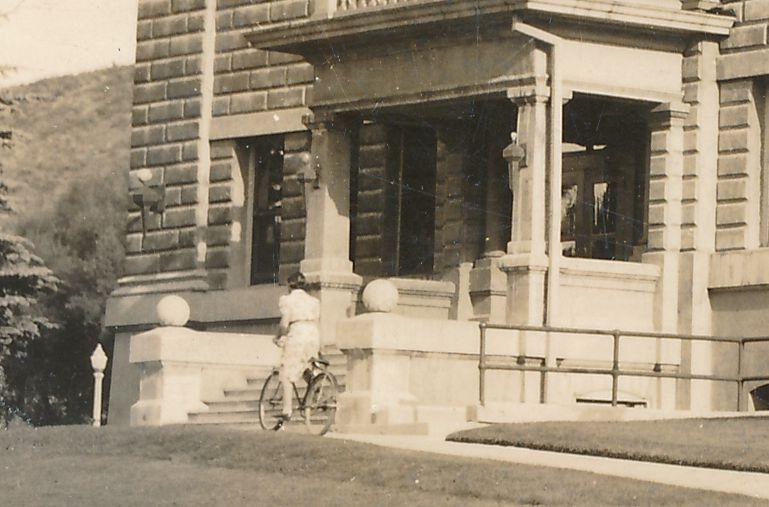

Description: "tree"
14 172 125 425
0 231 58 426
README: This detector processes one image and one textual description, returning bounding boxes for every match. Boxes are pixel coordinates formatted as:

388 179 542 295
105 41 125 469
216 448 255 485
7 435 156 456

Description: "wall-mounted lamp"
503 132 526 192
90 343 108 427
131 169 165 240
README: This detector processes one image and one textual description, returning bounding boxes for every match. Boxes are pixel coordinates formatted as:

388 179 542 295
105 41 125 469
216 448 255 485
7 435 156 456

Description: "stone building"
107 0 769 428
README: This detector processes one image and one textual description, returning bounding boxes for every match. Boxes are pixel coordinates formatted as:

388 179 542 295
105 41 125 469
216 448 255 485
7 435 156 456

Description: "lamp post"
90 344 108 427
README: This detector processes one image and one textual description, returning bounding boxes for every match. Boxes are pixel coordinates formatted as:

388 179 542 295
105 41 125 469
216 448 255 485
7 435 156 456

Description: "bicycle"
258 357 339 436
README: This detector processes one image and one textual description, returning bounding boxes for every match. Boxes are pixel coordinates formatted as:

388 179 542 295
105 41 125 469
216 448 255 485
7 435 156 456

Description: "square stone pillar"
641 101 690 410
301 112 362 349
500 78 550 327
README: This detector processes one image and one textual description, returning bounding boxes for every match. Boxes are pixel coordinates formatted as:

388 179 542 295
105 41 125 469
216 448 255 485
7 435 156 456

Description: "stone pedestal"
469 253 507 323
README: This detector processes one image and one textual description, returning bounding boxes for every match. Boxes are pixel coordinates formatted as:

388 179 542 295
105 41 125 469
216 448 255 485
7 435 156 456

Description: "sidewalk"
329 432 769 500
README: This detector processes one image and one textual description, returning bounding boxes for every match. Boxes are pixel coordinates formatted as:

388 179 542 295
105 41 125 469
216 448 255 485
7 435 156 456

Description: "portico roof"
246 0 734 55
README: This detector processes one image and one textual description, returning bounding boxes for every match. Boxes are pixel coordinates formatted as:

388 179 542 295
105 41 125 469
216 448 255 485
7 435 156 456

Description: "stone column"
499 78 550 327
301 112 362 349
641 101 689 409
497 78 550 403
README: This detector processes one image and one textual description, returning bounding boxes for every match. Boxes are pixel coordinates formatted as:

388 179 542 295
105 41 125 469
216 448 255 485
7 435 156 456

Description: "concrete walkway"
329 432 769 500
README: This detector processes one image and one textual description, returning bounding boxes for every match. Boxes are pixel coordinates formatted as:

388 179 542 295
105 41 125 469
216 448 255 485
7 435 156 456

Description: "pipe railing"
478 323 769 411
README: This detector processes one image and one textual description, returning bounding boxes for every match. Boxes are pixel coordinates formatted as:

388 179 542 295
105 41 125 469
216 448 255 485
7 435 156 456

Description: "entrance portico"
245 0 732 413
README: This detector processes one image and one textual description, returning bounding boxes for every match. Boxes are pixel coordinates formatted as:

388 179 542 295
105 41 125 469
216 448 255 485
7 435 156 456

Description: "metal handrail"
478 323 769 411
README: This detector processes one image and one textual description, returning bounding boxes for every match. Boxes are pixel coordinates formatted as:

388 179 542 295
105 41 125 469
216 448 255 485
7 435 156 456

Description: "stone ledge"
710 247 769 289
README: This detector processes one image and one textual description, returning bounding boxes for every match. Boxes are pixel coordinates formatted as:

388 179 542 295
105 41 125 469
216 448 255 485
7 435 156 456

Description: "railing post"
737 339 745 412
479 323 486 407
611 330 620 407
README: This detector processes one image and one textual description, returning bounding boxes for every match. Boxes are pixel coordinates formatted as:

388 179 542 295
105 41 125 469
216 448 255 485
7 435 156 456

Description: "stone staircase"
187 352 347 425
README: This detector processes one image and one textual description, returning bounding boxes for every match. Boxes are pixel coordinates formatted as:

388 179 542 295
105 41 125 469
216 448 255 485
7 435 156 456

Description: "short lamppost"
90 344 108 427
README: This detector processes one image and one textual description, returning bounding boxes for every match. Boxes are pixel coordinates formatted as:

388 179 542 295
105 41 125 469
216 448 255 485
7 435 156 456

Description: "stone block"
214 54 231 73
279 240 304 264
185 56 203 76
232 49 268 70
212 96 230 116
717 178 748 201
270 0 308 22
283 152 309 175
170 34 204 57
720 23 767 50
134 64 151 84
125 234 143 254
233 4 269 27
267 51 302 65
210 140 236 160
164 187 182 207
215 31 248 53
128 211 161 232
181 186 198 205
184 98 202 118
216 11 233 30
718 129 750 153
249 67 286 89
210 161 233 182
147 145 183 166
720 80 753 105
134 82 167 105
168 78 202 99
166 121 199 142
280 219 305 241
716 227 747 251
230 91 267 114
181 141 198 162
281 195 305 219
136 40 170 62
125 254 160 275
172 0 205 13
207 270 228 290
131 125 165 148
187 12 205 32
164 207 197 227
137 20 153 41
745 0 769 21
205 248 230 269
152 15 189 38
267 87 304 109
131 148 148 169
286 63 314 85
719 104 751 128
208 184 232 203
214 72 250 94
133 105 149 126
160 249 198 271
206 224 232 246
143 230 181 252
208 206 232 225
148 101 184 123
165 163 198 184
718 153 749 177
717 202 749 225
138 0 171 20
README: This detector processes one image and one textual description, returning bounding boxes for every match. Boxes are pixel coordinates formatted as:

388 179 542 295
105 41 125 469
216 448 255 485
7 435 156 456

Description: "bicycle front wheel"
303 371 339 436
258 371 283 430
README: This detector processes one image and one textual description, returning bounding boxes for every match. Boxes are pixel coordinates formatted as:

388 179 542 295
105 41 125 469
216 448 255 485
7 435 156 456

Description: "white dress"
277 289 321 383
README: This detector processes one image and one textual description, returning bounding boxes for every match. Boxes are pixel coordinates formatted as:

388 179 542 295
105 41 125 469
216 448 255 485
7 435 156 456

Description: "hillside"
0 66 133 229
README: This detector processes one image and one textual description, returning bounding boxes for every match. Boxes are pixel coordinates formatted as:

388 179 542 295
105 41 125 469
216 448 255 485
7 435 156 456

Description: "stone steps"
188 350 347 426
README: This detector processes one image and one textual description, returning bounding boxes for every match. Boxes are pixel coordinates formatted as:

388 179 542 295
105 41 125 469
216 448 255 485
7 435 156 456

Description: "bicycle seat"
311 356 329 368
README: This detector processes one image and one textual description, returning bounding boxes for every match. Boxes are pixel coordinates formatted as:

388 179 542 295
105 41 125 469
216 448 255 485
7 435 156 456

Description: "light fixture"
131 169 166 240
90 344 108 427
504 132 526 191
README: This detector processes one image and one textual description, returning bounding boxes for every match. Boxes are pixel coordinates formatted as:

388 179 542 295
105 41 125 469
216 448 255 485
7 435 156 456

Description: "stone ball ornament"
362 279 399 313
156 295 191 327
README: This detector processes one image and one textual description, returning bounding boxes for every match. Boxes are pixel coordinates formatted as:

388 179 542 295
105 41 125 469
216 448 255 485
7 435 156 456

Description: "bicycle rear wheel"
303 371 339 436
258 371 283 430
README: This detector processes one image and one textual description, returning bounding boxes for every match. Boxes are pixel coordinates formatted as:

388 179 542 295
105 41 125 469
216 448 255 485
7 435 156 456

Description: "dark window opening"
387 125 437 276
250 135 283 285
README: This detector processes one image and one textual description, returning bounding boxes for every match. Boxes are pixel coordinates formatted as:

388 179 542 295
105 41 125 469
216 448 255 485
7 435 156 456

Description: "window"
386 125 437 276
249 135 283 284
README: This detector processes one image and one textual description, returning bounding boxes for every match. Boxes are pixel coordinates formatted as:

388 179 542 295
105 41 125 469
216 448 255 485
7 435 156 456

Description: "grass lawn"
448 417 769 473
1 426 764 506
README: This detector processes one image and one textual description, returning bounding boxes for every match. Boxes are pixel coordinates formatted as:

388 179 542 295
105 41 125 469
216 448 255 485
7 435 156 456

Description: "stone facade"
107 0 769 425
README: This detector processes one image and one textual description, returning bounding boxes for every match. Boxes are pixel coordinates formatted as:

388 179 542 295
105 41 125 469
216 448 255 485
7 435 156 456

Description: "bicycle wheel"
258 371 283 430
303 371 339 436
